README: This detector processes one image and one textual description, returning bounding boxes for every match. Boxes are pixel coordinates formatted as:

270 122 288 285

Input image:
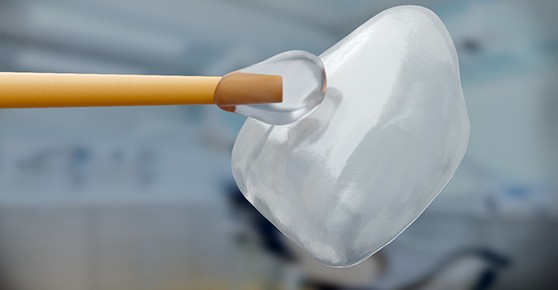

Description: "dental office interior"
0 0 556 289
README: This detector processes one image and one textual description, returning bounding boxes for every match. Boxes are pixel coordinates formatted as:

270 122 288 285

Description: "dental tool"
0 51 326 125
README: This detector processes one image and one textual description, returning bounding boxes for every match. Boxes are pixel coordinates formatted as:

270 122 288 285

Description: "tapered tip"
214 72 282 112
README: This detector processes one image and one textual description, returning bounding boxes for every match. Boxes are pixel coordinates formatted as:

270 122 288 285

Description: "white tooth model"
231 5 470 267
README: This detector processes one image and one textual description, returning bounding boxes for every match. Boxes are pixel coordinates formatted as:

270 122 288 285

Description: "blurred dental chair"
394 247 510 290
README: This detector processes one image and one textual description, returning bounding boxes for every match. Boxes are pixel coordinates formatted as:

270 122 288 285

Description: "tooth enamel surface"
231 6 470 267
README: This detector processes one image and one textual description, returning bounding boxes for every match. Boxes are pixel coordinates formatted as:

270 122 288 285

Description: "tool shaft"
0 73 221 108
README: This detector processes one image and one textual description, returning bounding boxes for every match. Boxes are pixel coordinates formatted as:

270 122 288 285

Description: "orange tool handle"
0 72 221 108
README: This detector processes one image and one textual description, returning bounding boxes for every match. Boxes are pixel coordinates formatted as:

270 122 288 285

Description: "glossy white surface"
231 6 469 267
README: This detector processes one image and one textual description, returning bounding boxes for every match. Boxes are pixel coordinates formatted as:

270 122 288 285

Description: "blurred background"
0 0 556 289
